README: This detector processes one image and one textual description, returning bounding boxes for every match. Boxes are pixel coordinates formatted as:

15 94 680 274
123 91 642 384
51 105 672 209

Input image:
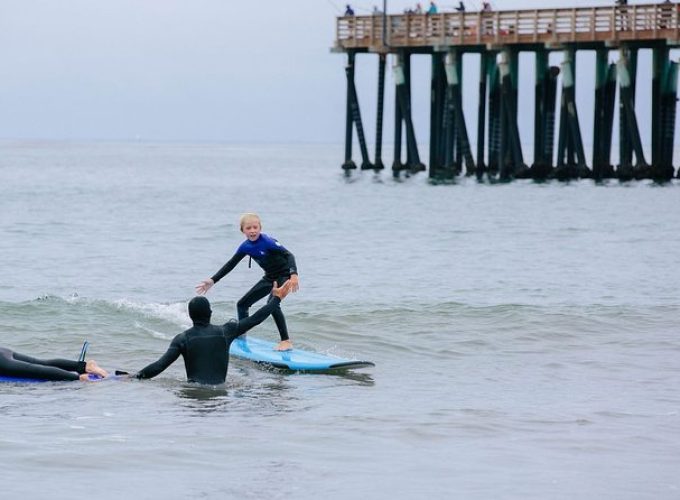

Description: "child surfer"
195 213 299 351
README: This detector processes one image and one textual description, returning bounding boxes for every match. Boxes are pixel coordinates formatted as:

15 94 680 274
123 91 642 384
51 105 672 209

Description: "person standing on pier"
615 0 630 30
344 4 355 16
195 213 300 352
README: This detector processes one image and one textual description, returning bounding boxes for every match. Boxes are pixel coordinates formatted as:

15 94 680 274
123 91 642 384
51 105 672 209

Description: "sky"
0 0 668 144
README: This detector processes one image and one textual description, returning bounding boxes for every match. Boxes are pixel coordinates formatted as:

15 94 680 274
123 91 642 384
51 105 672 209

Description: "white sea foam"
112 298 191 329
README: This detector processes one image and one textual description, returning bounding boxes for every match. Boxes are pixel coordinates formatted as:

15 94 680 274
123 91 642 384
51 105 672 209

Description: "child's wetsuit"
210 233 297 342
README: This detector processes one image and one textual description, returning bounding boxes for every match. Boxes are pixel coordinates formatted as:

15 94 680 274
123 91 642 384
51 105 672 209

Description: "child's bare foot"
85 360 109 378
274 340 293 351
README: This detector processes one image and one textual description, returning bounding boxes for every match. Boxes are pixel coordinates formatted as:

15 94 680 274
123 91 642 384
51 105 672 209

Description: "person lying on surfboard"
195 212 299 352
133 280 292 385
0 347 108 381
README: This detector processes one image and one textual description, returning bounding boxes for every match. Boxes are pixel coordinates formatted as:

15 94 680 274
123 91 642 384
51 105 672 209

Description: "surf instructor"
133 279 292 384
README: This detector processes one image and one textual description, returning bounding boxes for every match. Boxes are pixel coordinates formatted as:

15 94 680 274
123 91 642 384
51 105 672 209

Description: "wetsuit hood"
188 296 212 325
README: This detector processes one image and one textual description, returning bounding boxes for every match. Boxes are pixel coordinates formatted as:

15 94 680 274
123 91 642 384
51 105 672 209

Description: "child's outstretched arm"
195 252 246 295
195 278 214 295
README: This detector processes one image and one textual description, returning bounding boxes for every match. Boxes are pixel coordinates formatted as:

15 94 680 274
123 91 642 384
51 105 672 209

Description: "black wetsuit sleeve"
134 335 183 380
284 248 298 276
224 297 282 340
211 252 246 283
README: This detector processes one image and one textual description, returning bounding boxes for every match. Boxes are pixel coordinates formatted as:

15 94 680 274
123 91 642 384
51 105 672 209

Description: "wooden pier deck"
335 3 680 51
334 2 680 182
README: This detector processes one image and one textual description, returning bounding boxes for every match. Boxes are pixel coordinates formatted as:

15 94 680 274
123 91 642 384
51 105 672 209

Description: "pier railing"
335 3 680 49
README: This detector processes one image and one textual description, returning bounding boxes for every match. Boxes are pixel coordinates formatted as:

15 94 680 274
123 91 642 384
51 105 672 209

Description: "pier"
333 2 680 181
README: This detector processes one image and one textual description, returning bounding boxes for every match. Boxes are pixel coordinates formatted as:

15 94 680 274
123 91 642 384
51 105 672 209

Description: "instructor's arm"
133 337 182 380
231 281 292 337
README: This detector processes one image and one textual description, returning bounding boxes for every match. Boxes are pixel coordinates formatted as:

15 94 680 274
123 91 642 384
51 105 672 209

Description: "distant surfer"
195 212 300 351
0 347 108 381
133 280 292 384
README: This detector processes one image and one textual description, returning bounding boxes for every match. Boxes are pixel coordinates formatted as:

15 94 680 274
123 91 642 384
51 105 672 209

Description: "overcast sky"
0 0 661 144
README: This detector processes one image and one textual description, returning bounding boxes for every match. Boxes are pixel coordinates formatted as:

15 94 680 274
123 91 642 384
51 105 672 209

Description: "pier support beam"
476 52 493 180
442 54 456 177
393 52 425 177
393 54 404 173
651 46 677 182
617 51 649 180
374 54 387 171
429 52 447 178
342 51 372 171
592 48 616 180
487 64 501 179
446 51 475 176
529 49 558 180
498 50 526 181
665 62 678 180
555 49 590 180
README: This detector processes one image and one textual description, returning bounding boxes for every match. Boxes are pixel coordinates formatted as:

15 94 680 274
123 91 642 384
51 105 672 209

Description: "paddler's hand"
195 278 214 295
272 280 292 300
289 274 300 293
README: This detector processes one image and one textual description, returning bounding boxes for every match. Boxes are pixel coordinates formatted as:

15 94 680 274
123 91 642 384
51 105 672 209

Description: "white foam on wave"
112 298 191 329
135 321 172 340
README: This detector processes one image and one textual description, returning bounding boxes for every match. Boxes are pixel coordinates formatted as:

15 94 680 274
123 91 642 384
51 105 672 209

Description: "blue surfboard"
228 336 374 371
0 373 121 383
0 375 48 383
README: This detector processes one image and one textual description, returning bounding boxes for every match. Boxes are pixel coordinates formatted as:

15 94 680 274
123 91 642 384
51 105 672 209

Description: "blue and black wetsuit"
211 233 297 342
0 347 86 381
134 295 282 384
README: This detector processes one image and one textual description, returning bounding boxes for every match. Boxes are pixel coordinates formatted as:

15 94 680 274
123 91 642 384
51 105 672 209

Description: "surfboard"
228 336 374 371
0 375 47 383
0 373 119 383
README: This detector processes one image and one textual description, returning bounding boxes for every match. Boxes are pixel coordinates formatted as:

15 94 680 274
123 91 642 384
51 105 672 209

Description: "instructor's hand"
272 280 292 300
195 278 214 295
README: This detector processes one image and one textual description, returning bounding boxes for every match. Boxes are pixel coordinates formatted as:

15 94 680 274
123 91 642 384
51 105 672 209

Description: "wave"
1 295 679 362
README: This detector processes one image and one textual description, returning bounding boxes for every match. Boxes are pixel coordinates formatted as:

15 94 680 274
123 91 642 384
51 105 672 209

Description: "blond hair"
239 212 261 231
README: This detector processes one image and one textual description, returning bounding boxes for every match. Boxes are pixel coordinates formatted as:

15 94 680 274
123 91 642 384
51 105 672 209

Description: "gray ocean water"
0 141 679 499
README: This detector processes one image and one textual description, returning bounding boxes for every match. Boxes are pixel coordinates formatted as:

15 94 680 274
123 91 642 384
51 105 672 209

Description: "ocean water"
0 141 679 499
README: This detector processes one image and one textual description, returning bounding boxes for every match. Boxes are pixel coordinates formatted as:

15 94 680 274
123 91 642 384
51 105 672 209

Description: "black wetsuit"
134 296 282 384
0 347 86 381
211 233 297 341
